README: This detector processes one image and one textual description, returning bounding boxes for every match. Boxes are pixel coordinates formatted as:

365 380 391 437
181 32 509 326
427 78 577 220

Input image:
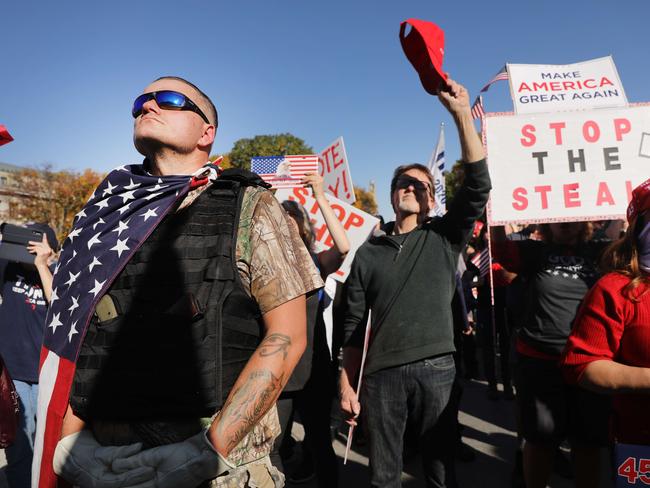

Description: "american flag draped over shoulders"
33 162 218 488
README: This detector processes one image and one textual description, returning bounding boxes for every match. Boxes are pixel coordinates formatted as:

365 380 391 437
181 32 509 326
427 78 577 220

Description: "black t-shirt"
515 240 604 355
0 260 49 382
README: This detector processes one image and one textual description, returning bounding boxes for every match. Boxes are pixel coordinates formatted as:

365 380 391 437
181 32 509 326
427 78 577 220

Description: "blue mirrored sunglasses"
132 90 211 124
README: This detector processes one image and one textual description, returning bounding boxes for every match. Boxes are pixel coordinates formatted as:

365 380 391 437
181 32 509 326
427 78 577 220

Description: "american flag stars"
42 162 209 361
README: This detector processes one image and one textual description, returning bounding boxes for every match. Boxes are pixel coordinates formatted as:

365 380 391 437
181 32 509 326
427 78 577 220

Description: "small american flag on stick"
470 248 490 278
251 155 319 189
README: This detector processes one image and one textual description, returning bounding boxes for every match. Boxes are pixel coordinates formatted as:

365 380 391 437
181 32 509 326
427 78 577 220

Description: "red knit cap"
628 178 650 223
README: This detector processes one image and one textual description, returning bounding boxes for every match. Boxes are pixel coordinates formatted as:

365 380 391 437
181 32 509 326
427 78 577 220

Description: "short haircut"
154 76 218 128
390 163 435 197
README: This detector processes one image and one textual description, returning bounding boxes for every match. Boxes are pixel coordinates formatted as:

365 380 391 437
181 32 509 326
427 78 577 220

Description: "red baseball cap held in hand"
628 177 650 223
399 19 447 95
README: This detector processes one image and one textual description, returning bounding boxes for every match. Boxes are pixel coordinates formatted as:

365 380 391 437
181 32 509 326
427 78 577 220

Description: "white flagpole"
428 123 446 217
343 310 372 465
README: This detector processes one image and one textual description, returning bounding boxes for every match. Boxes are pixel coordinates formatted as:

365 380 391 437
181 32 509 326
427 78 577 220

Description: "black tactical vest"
70 170 267 421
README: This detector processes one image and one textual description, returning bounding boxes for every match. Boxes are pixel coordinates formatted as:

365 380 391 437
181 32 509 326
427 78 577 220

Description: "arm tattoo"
216 369 285 454
258 333 291 359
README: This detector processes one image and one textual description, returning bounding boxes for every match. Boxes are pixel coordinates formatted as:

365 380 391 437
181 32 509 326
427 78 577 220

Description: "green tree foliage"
353 186 378 215
444 160 465 203
229 134 314 170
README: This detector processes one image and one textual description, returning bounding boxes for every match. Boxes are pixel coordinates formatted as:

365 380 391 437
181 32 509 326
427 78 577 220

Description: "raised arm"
28 233 54 303
435 77 491 246
438 77 485 165
302 173 351 278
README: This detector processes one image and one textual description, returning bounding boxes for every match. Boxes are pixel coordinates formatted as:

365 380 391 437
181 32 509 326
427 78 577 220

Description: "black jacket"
344 160 491 375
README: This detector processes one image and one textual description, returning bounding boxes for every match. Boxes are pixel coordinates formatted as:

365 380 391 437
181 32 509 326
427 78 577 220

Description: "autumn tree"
209 153 234 170
229 134 313 170
11 165 104 243
352 186 378 215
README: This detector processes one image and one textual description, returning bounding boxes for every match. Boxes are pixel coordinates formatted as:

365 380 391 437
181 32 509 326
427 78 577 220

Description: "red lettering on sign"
618 457 638 484
512 187 528 210
549 122 565 145
639 459 650 484
313 222 328 242
291 187 309 206
328 178 341 198
342 170 351 200
520 124 536 147
344 212 364 230
614 118 631 141
534 185 552 209
626 180 634 202
332 142 344 169
331 204 345 221
601 76 614 87
582 120 600 143
595 182 615 206
564 183 581 208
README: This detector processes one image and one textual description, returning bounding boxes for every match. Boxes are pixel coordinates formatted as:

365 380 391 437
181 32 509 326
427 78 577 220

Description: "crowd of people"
0 71 648 488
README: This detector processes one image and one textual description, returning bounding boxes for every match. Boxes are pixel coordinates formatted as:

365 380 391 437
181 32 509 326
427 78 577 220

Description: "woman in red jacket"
563 178 650 447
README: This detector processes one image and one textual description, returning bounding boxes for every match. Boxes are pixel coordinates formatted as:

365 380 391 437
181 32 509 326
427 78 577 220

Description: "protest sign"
484 104 650 225
319 137 356 204
275 187 378 281
251 155 318 189
508 56 627 114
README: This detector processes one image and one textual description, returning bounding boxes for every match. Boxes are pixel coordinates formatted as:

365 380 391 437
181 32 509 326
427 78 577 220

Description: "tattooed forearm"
215 369 285 454
258 333 291 359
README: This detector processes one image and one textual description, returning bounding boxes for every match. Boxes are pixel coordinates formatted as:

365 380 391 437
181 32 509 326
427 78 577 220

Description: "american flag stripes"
33 163 217 488
251 155 319 189
470 248 490 278
471 65 509 120
471 95 485 120
478 65 509 93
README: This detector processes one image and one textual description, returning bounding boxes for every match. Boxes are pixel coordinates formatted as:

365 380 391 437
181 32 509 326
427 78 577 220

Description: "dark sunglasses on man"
395 176 432 194
132 90 211 125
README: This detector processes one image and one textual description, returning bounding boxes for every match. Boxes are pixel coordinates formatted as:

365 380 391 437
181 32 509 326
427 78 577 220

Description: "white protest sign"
508 56 627 115
319 137 356 204
275 187 378 281
485 104 650 225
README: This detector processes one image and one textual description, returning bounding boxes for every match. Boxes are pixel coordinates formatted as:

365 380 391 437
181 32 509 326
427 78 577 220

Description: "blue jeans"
361 355 457 488
5 380 38 488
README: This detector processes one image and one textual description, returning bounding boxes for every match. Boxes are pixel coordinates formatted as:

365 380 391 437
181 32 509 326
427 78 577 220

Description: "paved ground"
0 379 612 487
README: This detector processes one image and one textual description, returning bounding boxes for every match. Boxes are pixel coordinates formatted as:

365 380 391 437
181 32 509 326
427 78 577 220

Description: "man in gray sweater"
340 77 491 488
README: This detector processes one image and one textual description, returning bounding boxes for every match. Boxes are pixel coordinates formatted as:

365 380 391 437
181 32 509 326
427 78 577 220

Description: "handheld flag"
428 123 446 216
251 155 319 189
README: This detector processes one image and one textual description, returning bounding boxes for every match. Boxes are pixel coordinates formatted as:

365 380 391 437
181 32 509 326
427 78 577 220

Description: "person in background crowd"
340 76 491 488
0 223 57 487
469 225 515 401
562 178 650 445
492 221 612 488
273 172 349 487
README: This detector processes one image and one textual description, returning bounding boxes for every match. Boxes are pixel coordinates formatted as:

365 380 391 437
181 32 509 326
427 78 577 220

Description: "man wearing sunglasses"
37 77 322 488
340 77 491 488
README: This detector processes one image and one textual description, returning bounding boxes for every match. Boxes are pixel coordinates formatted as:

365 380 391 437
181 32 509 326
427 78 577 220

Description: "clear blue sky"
2 0 648 218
